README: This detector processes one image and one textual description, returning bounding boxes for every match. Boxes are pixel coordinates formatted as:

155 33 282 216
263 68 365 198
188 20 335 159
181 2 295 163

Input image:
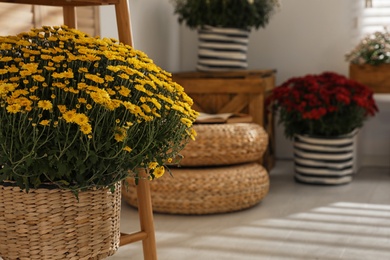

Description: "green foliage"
171 0 279 30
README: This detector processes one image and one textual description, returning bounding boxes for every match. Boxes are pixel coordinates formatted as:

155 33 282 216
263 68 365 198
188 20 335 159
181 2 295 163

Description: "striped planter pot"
293 132 356 185
197 26 250 72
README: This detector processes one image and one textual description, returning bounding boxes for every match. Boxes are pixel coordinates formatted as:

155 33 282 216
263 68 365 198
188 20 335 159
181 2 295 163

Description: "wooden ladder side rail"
0 0 157 259
61 4 155 259
63 0 132 49
120 169 157 259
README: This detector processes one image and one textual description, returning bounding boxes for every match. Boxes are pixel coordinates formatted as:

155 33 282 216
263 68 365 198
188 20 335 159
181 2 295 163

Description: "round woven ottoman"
122 163 269 215
179 123 268 166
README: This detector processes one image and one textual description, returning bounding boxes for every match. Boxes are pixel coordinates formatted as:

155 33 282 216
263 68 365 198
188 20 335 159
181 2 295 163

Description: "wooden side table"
349 63 390 93
172 69 276 170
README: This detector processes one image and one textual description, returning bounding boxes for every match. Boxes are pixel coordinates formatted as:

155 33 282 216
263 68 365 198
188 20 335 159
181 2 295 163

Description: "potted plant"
0 26 198 259
266 72 378 185
346 30 390 93
170 0 280 71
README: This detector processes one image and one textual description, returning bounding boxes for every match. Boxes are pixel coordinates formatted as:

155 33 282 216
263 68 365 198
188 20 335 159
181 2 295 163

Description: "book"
195 112 253 124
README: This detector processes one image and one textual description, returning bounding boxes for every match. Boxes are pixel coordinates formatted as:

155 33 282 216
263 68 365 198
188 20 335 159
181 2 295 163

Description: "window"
360 0 390 35
0 3 100 36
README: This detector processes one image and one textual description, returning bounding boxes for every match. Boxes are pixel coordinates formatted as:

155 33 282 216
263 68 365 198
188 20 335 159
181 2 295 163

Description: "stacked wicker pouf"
122 122 270 214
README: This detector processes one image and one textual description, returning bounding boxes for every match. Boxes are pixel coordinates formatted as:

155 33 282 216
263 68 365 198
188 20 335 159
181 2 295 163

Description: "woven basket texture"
0 182 121 260
123 163 269 215
179 123 268 167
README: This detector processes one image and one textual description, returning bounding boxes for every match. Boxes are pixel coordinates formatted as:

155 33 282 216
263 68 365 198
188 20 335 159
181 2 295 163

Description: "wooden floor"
113 160 390 259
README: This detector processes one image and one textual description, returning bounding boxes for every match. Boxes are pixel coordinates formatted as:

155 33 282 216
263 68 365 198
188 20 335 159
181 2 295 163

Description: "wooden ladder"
0 1 157 259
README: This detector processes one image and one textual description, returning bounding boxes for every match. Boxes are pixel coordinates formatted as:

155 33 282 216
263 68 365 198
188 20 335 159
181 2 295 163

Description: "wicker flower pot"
0 182 121 260
293 133 356 185
197 25 250 71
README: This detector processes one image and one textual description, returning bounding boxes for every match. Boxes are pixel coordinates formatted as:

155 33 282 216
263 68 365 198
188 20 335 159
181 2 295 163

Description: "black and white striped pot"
197 25 250 72
293 132 357 185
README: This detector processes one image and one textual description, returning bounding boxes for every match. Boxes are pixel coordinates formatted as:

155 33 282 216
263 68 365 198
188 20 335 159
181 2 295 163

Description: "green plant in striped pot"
171 0 280 71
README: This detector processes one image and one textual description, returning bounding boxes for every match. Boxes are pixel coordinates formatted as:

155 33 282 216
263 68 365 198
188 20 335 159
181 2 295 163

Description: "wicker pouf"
179 123 268 166
122 163 269 215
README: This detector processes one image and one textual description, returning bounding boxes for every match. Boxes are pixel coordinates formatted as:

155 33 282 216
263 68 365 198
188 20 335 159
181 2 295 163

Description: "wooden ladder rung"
120 231 148 246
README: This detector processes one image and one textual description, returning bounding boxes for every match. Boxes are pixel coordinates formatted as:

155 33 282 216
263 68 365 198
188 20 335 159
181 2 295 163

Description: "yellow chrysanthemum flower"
148 162 158 169
114 127 127 142
123 146 132 153
52 70 73 79
10 76 20 82
52 55 65 63
105 75 114 82
6 103 21 113
8 66 19 73
37 100 53 110
32 75 45 82
89 90 110 105
153 166 165 178
0 83 16 94
29 86 38 92
187 128 197 141
17 97 32 107
41 55 52 60
19 70 32 77
73 113 89 126
80 123 92 135
180 117 193 128
149 97 162 109
62 110 76 123
39 120 50 126
85 73 104 84
118 86 131 97
0 57 13 62
78 98 87 103
78 67 88 73
141 103 151 113
57 105 67 113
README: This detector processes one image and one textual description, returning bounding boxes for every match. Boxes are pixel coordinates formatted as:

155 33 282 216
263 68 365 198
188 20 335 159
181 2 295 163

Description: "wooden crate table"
349 63 390 94
172 69 276 169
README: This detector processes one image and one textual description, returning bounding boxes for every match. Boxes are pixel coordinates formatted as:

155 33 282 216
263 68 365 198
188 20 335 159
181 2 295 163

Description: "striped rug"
197 26 249 71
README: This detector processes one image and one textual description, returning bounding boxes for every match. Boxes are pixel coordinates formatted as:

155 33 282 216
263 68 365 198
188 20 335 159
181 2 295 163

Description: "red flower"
303 107 327 120
335 92 351 105
266 72 378 138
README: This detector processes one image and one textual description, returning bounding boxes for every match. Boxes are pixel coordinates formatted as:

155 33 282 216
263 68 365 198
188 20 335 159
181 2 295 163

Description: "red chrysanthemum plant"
266 72 378 139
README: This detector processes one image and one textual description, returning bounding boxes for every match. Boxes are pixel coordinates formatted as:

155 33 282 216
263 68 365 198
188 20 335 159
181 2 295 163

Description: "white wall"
100 0 390 168
100 0 181 71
